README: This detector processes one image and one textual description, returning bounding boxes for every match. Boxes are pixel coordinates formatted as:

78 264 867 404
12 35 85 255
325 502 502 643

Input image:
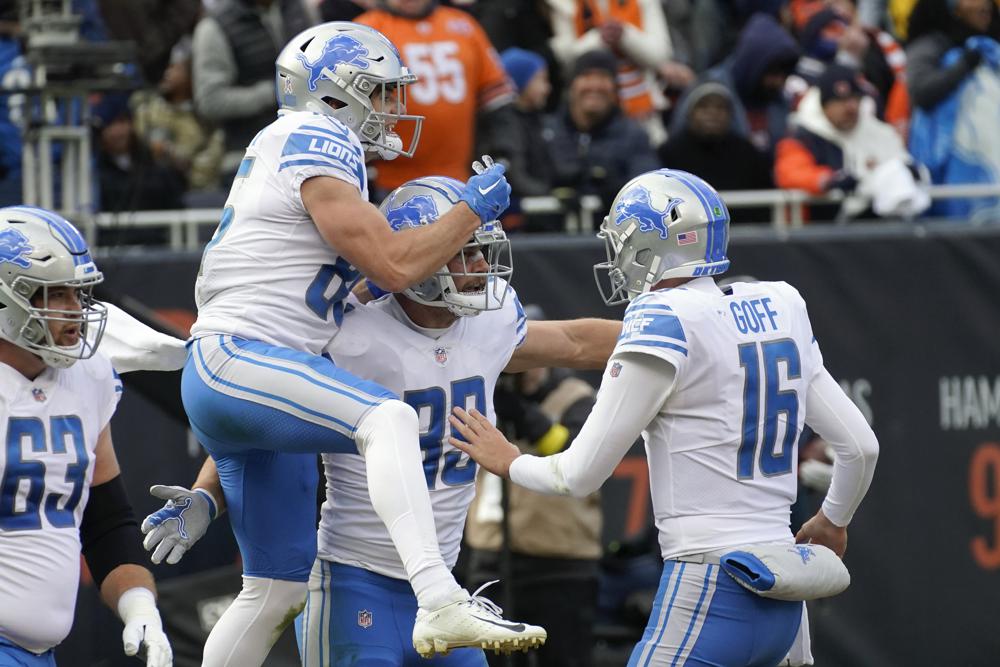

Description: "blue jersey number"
305 257 359 325
1 416 89 531
403 376 486 490
737 340 801 479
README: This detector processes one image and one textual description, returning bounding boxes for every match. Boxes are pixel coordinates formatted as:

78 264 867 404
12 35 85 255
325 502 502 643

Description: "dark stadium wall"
70 227 1000 667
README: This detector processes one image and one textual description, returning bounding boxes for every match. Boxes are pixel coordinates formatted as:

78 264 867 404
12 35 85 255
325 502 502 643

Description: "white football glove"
799 459 834 492
118 588 173 667
141 485 217 565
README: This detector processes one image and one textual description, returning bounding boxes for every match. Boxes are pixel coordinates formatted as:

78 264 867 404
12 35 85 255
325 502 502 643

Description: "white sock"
201 576 306 667
355 400 463 610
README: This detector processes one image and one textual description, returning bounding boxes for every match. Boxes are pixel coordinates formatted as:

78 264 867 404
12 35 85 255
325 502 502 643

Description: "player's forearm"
376 204 482 291
554 318 622 369
100 564 156 612
193 456 226 514
511 353 673 496
806 369 880 526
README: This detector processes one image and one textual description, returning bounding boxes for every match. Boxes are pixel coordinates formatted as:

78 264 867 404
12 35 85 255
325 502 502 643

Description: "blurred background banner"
76 224 1000 667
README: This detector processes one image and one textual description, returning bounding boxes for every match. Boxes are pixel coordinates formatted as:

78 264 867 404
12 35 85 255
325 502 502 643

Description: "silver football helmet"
379 176 512 317
275 22 423 159
0 206 107 368
595 169 731 305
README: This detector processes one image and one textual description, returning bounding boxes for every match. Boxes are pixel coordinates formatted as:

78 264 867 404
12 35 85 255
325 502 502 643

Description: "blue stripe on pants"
628 560 801 666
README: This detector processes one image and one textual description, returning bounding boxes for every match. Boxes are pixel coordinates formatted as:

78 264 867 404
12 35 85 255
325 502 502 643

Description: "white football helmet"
379 176 512 317
595 169 731 305
275 22 423 159
0 206 107 368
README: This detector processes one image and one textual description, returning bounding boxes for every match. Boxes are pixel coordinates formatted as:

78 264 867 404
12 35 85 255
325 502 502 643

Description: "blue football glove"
965 36 1000 68
460 155 512 223
140 485 218 565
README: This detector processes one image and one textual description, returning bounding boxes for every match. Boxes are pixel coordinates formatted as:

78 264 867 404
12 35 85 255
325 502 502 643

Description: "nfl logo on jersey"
32 387 46 402
433 347 449 367
610 362 622 378
358 609 373 629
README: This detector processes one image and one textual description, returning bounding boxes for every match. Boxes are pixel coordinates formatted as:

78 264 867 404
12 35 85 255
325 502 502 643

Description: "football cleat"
412 581 547 658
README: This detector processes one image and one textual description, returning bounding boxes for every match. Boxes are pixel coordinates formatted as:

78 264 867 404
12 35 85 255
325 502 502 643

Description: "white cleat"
412 581 547 658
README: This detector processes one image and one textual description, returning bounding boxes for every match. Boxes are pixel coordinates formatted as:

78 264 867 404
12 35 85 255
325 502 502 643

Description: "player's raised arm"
451 352 675 494
84 426 173 667
504 318 622 373
796 368 880 557
302 159 511 293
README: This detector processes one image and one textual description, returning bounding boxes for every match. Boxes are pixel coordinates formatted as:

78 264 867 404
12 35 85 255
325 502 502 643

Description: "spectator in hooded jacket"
775 64 929 221
688 12 801 158
658 81 774 223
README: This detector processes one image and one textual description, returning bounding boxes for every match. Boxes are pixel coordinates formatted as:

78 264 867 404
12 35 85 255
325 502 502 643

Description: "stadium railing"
81 183 1000 249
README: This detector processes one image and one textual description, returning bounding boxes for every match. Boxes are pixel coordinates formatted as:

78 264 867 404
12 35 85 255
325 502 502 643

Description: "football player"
142 176 622 664
178 20 531 667
0 207 172 667
449 169 880 666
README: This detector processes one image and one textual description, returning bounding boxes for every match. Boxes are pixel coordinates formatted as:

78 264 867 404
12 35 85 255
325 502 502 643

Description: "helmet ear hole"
670 204 682 222
635 248 652 265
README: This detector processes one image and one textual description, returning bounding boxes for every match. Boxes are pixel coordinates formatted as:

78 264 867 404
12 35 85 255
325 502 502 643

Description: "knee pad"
355 400 418 456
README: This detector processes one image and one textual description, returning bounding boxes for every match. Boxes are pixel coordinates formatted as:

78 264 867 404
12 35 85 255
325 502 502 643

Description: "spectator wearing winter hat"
541 49 660 213
477 47 557 230
775 64 929 221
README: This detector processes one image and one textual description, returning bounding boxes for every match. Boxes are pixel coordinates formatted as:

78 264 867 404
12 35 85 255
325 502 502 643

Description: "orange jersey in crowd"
356 7 514 189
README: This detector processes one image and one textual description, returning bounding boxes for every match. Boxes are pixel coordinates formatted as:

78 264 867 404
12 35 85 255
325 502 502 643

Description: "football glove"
118 587 173 667
460 154 511 224
141 485 217 565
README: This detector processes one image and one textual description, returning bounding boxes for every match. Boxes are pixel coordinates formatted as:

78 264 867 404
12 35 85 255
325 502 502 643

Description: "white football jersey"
192 111 369 355
0 354 121 653
614 278 824 559
317 285 526 580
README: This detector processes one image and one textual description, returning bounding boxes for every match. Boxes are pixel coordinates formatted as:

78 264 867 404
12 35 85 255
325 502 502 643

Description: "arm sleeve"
509 352 675 497
805 368 879 527
192 17 275 121
906 37 978 110
618 0 673 69
474 24 516 112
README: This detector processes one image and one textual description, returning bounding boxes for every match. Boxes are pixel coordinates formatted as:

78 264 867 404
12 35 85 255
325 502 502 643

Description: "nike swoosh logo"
478 180 501 196
470 616 525 632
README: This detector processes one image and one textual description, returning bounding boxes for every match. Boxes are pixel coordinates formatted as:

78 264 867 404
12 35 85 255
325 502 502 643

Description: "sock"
355 400 464 610
201 576 306 667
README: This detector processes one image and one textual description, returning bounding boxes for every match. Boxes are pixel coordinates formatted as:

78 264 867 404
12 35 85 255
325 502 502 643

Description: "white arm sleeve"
94 302 188 373
510 352 675 497
806 368 880 527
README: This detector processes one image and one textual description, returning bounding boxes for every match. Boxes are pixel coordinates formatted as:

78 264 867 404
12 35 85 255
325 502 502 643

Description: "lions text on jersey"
0 355 121 653
192 111 368 355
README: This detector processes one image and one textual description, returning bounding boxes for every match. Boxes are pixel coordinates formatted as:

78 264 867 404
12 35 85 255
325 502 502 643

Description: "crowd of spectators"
1 0 999 231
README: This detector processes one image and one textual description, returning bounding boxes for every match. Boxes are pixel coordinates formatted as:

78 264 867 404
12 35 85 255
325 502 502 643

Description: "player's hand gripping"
795 509 848 558
140 485 218 565
118 588 173 667
448 406 522 478
459 154 512 224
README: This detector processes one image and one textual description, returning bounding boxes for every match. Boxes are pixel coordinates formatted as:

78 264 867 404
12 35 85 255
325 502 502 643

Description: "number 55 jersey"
317 286 526 579
0 354 121 653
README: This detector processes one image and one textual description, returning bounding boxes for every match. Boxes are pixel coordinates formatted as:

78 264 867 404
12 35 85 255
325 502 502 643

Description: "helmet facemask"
10 275 107 369
405 222 512 317
353 74 423 159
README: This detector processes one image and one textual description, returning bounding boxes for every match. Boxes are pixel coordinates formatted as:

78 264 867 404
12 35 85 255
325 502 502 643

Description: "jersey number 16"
737 339 801 480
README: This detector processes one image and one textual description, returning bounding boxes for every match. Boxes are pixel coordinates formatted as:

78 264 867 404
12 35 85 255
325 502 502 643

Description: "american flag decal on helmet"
676 231 698 246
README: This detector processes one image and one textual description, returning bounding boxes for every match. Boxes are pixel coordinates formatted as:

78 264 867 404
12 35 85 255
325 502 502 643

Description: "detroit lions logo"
296 34 370 92
0 228 33 268
792 545 814 565
386 195 439 231
613 185 683 241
